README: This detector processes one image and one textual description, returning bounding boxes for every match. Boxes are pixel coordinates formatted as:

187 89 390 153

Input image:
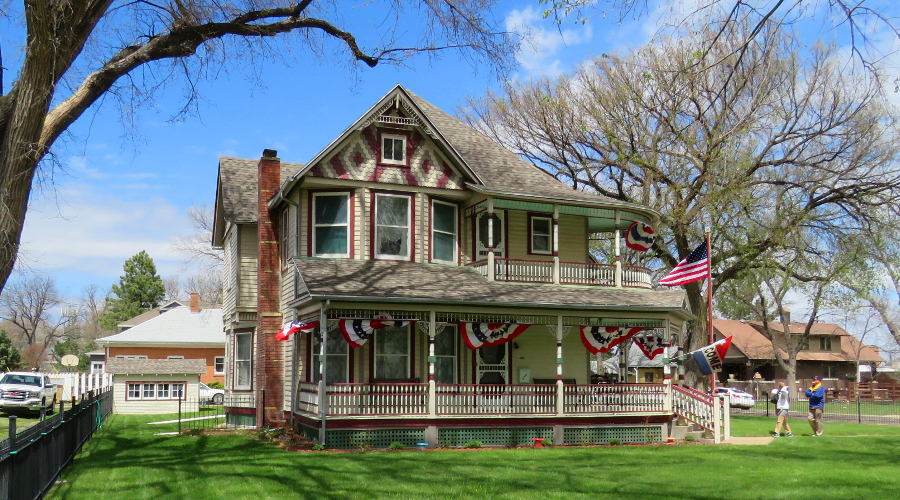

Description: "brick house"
212 85 732 447
96 293 225 385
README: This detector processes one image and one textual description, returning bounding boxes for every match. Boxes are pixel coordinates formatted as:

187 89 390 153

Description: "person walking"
805 376 826 436
770 381 793 437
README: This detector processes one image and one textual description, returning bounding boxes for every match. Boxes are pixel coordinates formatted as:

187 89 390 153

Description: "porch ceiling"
292 258 688 315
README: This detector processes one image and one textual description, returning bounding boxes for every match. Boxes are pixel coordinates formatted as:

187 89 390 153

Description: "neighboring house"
106 358 204 414
86 350 106 374
601 344 666 383
713 319 884 382
212 85 701 447
116 300 185 332
96 294 225 385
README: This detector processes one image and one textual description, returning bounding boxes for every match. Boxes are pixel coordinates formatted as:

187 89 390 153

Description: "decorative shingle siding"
308 125 465 190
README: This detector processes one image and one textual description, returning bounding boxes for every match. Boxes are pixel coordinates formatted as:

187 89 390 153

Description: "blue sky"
1 1 898 348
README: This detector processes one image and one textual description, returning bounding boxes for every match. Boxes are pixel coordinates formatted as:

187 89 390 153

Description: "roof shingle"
105 358 206 375
218 157 304 223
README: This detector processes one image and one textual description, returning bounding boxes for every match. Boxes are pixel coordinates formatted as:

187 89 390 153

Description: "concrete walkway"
723 436 775 445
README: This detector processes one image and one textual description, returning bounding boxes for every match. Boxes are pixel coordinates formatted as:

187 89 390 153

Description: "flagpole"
706 231 715 391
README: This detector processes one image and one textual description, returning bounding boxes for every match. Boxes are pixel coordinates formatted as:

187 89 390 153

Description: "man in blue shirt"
805 376 826 436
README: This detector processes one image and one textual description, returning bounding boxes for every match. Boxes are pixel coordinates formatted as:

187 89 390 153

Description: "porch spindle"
555 317 564 416
552 205 560 284
487 198 495 281
427 311 437 417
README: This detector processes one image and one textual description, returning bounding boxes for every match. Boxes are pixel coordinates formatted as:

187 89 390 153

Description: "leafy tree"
100 251 165 330
0 329 21 371
0 1 513 295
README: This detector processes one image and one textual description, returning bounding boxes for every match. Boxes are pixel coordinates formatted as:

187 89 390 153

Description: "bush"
542 439 553 447
312 444 326 451
684 434 696 442
463 440 483 448
207 381 224 389
608 438 621 445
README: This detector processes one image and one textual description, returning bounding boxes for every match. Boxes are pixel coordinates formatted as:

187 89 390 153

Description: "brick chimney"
189 292 201 313
256 148 284 425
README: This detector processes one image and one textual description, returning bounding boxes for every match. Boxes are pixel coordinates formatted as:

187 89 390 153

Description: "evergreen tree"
100 251 165 330
0 330 21 371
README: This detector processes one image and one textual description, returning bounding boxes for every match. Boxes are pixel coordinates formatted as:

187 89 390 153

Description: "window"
127 383 141 399
90 362 104 374
115 355 148 359
434 325 457 384
381 134 406 165
819 337 832 351
157 383 170 399
431 200 457 263
476 211 504 258
313 193 350 257
313 327 349 384
375 325 410 380
167 355 184 360
235 332 253 390
214 356 225 375
529 215 552 254
281 206 291 265
126 382 184 400
172 383 185 400
142 383 156 399
374 193 411 260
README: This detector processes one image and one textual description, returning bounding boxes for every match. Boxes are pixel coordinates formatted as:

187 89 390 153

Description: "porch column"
555 316 564 416
427 311 437 417
317 310 328 445
663 347 673 413
552 205 560 284
487 198 495 281
614 211 622 288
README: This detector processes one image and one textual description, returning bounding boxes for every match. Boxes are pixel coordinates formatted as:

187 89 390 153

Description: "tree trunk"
786 361 797 403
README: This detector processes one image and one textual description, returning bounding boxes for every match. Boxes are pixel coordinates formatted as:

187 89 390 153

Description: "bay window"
431 200 457 263
374 193 411 260
313 193 350 257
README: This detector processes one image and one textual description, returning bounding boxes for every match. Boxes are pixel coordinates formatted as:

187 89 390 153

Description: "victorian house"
211 85 724 447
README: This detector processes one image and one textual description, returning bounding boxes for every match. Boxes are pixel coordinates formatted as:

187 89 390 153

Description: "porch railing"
326 383 428 416
559 261 615 286
435 384 556 415
297 382 319 415
563 383 667 414
495 259 554 283
622 264 653 288
672 385 716 431
468 259 652 289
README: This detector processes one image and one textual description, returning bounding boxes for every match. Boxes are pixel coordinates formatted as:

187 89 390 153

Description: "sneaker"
770 432 779 437
785 433 794 437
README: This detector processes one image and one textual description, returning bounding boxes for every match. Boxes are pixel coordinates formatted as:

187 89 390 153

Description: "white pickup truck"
0 372 57 415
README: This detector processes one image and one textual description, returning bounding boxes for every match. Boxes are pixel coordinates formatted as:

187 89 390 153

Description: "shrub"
207 381 224 389
608 438 621 445
463 440 482 448
684 434 696 442
542 439 553 447
312 444 326 451
388 442 405 450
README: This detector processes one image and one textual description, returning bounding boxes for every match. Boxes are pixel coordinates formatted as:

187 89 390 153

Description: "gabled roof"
214 157 304 225
96 306 225 347
117 300 184 330
293 258 689 313
106 358 206 375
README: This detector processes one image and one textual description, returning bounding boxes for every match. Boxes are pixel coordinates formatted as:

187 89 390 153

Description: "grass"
747 401 900 416
47 415 900 500
0 412 41 435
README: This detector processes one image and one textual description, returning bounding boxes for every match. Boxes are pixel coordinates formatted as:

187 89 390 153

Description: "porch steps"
670 423 715 444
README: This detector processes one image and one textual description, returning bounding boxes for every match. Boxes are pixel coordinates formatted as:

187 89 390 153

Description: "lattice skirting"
297 424 427 449
438 427 553 447
562 425 662 445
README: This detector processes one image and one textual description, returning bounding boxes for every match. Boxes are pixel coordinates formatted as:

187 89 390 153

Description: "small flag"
275 320 319 341
338 318 411 348
633 334 667 359
659 242 709 286
579 326 643 354
460 322 530 350
691 336 733 375
625 222 655 252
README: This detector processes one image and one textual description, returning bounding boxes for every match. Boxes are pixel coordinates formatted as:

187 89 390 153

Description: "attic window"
381 134 406 165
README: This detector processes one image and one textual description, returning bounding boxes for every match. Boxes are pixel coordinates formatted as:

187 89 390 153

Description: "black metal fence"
0 388 113 500
729 391 900 426
175 394 257 433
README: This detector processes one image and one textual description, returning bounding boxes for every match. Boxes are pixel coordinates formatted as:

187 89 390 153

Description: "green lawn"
47 415 900 499
747 401 900 416
0 412 41 435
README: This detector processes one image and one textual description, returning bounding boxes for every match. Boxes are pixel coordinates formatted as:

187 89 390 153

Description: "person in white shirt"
770 381 794 437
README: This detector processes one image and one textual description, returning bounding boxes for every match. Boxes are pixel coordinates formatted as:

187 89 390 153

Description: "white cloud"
505 6 593 78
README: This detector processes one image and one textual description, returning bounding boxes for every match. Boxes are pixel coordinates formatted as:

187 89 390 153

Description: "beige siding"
558 215 588 262
281 267 296 411
112 374 200 414
356 187 369 259
508 327 588 384
238 223 258 307
224 333 233 391
298 189 308 257
222 222 238 323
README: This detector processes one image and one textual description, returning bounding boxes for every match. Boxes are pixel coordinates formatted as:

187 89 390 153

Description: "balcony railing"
469 258 653 289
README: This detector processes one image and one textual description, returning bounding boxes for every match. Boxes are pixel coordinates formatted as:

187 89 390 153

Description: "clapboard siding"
112 374 200 414
238 223 258 307
281 267 296 411
222 222 238 323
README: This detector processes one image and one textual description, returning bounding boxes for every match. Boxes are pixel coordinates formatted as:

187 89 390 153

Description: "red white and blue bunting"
632 333 668 360
275 320 320 341
579 326 643 354
460 322 531 350
625 222 655 252
337 319 413 348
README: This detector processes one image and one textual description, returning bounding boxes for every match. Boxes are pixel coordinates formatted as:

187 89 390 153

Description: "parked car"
714 387 755 409
199 382 224 405
0 372 57 415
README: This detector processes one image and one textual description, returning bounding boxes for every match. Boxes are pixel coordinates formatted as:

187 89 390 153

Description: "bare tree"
0 271 69 350
185 273 223 306
0 1 515 295
163 276 183 303
76 283 111 342
173 205 223 272
465 22 900 365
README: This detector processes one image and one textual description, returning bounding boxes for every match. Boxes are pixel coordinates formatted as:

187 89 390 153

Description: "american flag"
659 242 709 286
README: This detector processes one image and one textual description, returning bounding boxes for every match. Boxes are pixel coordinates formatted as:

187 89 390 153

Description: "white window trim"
127 382 185 401
374 193 411 260
116 355 148 359
142 382 157 400
214 356 225 375
235 331 253 390
381 133 406 165
312 192 351 258
431 200 458 264
530 215 552 255
281 206 292 265
374 325 411 380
